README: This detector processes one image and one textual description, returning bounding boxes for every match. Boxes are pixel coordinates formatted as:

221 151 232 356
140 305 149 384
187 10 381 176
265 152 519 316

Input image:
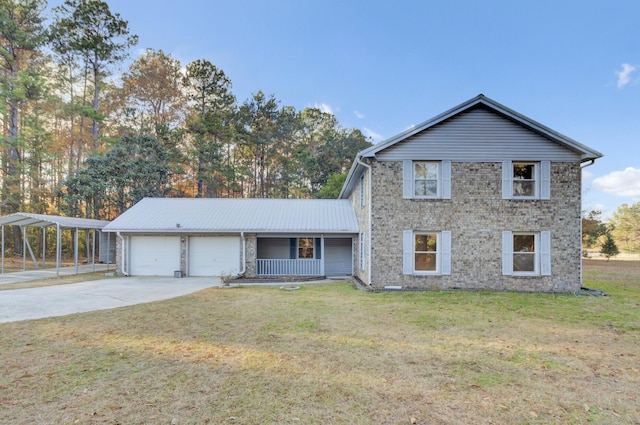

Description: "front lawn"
1 260 638 424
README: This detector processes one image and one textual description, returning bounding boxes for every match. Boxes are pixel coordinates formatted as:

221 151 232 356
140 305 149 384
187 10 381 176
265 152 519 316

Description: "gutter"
116 231 128 276
580 159 596 168
356 157 373 286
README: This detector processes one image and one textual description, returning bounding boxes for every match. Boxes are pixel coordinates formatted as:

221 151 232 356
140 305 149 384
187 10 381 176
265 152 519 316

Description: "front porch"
255 236 352 277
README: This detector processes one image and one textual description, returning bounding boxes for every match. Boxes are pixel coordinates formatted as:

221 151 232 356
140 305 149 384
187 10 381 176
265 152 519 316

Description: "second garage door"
188 236 240 276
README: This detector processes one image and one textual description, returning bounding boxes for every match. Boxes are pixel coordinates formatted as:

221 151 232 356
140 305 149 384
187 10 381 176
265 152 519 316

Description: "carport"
0 213 111 276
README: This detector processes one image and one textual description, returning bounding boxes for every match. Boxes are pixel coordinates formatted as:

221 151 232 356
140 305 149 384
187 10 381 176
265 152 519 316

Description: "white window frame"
414 161 440 199
512 232 539 276
502 231 551 276
403 160 451 200
403 230 451 276
502 160 550 200
512 162 539 199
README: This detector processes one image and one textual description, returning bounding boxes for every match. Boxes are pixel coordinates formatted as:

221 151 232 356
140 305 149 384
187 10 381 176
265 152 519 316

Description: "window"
414 233 438 272
513 233 537 273
402 230 451 275
513 163 537 197
414 162 439 198
502 160 550 200
360 174 366 207
502 231 551 276
403 160 451 199
298 237 314 259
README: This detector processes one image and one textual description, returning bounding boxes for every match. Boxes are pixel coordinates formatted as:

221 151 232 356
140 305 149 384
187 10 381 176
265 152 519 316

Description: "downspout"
356 157 373 286
238 232 246 276
116 232 129 276
579 158 596 285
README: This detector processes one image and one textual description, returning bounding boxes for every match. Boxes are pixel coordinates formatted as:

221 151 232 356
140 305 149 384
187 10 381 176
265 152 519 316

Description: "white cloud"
313 103 334 114
582 169 594 181
592 167 640 199
362 127 384 143
354 110 365 119
616 63 637 88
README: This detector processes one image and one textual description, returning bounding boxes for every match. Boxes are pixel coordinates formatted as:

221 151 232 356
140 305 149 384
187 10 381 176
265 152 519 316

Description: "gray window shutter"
502 231 513 275
402 230 413 275
441 231 452 275
540 161 551 200
403 160 413 199
441 160 452 199
540 231 551 275
502 161 512 199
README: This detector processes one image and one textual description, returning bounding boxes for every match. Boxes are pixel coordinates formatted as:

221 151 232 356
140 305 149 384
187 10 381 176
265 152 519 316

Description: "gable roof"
340 94 603 198
0 213 110 229
103 198 359 234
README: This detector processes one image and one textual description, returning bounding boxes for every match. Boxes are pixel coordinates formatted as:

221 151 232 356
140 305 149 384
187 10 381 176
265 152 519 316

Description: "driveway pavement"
0 276 221 323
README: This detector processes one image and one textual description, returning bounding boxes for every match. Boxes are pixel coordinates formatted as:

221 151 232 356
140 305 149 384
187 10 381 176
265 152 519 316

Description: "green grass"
0 259 638 424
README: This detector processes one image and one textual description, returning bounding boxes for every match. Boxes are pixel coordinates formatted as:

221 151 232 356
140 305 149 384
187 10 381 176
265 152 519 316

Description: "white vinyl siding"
502 231 551 276
402 230 451 275
502 160 550 200
402 160 451 200
324 238 353 276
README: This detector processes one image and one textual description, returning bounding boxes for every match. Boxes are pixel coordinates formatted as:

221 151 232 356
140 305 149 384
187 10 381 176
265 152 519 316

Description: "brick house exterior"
340 95 602 292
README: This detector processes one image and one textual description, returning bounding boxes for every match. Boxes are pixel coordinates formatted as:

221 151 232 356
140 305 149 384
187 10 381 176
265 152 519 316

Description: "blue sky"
52 0 639 217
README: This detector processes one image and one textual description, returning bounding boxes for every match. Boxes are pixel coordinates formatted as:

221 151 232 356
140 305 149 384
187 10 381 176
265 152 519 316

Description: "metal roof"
0 213 110 229
103 198 359 234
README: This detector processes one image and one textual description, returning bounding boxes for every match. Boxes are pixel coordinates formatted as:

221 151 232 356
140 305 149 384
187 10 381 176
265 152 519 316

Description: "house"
103 198 358 278
104 94 603 292
340 94 602 292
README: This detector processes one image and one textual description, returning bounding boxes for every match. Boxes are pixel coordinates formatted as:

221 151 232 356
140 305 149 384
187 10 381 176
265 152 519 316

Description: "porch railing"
257 259 322 276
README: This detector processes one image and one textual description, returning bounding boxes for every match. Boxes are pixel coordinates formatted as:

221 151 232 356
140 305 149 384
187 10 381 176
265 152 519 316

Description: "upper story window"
359 174 366 207
414 162 439 198
513 163 537 197
502 160 550 200
403 160 451 200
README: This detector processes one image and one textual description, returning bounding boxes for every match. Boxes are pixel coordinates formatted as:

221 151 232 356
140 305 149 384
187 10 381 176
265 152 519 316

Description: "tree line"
1 0 372 228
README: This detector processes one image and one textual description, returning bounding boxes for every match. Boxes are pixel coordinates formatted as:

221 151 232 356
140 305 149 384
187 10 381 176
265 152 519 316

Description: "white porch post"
92 229 96 272
42 227 46 268
320 235 325 276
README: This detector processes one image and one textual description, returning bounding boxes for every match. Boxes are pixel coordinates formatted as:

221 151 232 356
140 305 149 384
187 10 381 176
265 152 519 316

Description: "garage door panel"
130 236 181 276
189 236 240 276
325 238 353 276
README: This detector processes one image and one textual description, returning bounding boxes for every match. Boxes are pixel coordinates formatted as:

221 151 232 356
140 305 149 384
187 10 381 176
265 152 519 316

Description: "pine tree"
600 233 620 261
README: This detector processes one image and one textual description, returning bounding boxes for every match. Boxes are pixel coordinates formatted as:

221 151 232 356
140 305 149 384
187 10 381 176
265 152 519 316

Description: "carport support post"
42 227 46 268
56 223 60 276
91 229 96 272
22 226 26 271
1 225 4 274
74 227 79 274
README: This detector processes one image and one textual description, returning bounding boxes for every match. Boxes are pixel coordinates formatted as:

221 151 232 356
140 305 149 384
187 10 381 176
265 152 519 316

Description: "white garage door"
129 236 181 276
188 236 240 276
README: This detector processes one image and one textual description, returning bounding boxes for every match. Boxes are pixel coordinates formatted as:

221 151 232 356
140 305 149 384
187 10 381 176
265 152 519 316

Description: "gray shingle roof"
103 198 359 234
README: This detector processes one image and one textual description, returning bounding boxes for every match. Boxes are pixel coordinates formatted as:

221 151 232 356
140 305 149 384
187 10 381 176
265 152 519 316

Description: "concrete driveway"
0 276 221 323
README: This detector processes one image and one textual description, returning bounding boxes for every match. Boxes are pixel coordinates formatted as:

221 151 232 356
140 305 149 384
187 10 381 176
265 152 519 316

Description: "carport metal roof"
0 213 109 229
0 213 111 276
